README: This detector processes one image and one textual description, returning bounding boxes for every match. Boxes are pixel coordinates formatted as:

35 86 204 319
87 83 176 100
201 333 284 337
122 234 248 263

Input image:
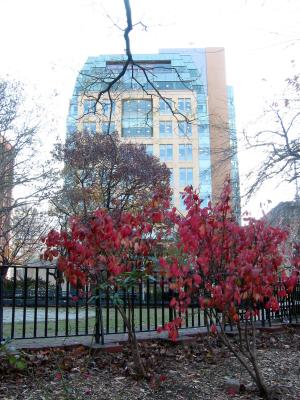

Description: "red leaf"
54 372 62 381
159 374 167 382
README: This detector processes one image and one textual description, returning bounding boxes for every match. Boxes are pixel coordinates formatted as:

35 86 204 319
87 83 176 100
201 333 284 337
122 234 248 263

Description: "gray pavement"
7 326 209 350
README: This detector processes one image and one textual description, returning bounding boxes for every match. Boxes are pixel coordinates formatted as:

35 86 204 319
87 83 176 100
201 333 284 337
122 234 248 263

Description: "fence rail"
0 265 299 344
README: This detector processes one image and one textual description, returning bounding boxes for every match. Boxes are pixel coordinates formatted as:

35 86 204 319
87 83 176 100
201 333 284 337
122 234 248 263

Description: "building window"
169 168 174 187
144 144 153 156
199 147 210 160
179 168 193 187
101 122 115 134
159 121 173 138
102 100 115 117
178 121 192 137
122 99 153 137
198 102 207 114
159 98 173 115
179 196 186 211
171 194 175 207
179 144 192 161
84 99 96 114
69 101 77 116
200 169 211 184
178 98 191 114
83 122 96 134
160 144 173 161
198 123 209 134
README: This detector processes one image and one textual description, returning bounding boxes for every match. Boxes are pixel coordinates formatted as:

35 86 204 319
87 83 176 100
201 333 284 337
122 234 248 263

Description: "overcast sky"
1 0 299 216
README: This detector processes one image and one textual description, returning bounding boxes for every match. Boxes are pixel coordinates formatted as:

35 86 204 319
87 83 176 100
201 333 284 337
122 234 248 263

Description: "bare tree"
0 79 52 274
1 206 52 267
244 75 300 200
51 132 170 223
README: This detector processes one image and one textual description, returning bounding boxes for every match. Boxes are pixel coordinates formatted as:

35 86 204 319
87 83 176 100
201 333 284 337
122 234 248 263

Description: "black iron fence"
0 265 299 344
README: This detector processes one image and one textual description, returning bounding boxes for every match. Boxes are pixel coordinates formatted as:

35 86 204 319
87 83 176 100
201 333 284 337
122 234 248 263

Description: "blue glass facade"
227 86 241 220
160 48 213 205
179 144 192 161
122 99 152 137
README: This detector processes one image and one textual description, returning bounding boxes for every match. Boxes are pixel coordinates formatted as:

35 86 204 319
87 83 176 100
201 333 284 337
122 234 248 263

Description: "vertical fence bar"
139 280 143 331
185 309 189 328
95 286 100 343
123 287 127 333
22 268 28 338
295 283 299 322
203 308 208 329
278 287 282 321
95 286 104 345
154 277 157 330
85 284 89 335
146 277 150 331
65 281 69 336
114 286 118 333
184 284 188 328
291 287 295 323
44 269 49 337
161 276 165 327
168 279 173 322
131 285 135 332
281 296 284 321
191 296 195 327
288 293 292 324
106 286 110 334
296 283 299 318
75 287 79 336
0 268 3 343
266 307 271 327
290 291 296 323
198 289 201 327
55 273 59 336
261 304 265 327
11 267 16 338
33 268 39 337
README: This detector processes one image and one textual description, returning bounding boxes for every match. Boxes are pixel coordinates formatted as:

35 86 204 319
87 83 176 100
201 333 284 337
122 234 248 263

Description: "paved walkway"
7 326 210 350
7 322 293 351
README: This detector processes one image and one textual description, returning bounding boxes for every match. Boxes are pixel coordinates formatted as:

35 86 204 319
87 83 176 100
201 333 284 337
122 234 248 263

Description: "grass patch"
3 306 204 339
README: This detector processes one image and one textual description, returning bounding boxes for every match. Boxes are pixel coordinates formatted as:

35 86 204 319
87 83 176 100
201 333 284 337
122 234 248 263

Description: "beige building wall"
205 47 231 201
79 90 200 211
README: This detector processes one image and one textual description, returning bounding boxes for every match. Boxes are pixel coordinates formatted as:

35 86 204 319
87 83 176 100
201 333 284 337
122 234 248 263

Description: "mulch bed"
0 328 299 400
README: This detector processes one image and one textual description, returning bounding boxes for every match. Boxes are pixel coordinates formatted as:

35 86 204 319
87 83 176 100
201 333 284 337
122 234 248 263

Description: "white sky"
0 0 299 217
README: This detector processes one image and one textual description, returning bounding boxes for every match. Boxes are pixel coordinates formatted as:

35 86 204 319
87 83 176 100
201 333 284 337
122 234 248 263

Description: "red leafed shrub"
42 188 174 378
159 181 299 399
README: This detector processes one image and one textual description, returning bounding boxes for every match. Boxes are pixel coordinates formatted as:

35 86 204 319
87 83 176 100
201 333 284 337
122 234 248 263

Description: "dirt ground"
0 329 299 400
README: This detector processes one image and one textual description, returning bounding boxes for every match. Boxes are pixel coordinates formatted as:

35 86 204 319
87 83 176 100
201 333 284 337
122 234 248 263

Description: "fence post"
168 279 173 322
0 268 4 343
95 287 104 345
261 303 265 327
288 293 292 324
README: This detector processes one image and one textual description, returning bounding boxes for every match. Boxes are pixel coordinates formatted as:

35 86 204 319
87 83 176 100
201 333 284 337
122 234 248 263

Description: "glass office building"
67 48 240 215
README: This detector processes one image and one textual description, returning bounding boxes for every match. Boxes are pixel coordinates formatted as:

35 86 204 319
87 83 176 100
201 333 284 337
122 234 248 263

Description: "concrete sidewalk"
7 322 293 351
7 326 210 351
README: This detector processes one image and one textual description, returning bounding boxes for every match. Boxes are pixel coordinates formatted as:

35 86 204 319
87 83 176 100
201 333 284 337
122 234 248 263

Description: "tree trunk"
117 303 146 378
211 311 270 399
